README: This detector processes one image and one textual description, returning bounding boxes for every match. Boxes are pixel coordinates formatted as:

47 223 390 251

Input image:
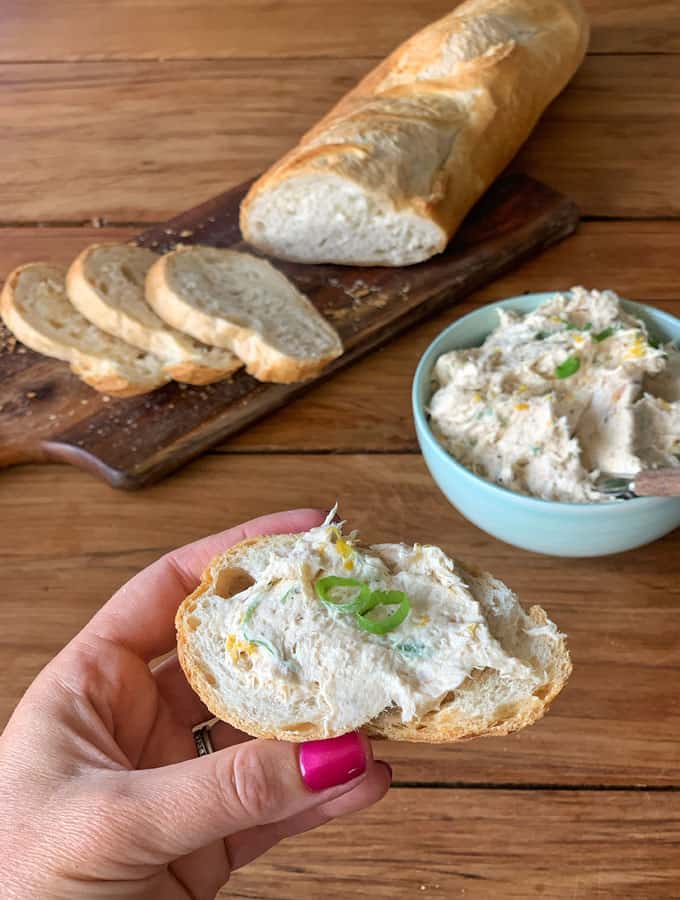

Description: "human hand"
0 509 391 899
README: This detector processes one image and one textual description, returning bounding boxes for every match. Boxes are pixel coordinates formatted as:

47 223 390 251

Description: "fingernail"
299 732 367 792
380 761 393 784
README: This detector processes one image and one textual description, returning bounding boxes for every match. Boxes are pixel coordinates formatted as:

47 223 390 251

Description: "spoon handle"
633 468 680 497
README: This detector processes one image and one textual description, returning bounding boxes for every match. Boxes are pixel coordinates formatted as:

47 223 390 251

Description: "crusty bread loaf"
0 263 167 397
66 244 241 386
146 246 343 383
240 0 589 267
176 518 571 742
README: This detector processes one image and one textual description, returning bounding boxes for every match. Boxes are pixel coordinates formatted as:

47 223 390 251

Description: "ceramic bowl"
412 292 680 557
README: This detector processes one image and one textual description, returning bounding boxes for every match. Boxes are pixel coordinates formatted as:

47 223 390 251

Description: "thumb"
122 732 373 860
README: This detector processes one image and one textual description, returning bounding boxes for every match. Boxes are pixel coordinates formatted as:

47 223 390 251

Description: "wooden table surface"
1 2 679 897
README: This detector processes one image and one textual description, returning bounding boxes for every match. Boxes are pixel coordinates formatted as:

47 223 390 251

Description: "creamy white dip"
209 516 539 734
429 288 680 502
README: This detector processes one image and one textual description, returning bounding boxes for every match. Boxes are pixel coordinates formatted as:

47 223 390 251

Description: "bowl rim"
412 291 680 514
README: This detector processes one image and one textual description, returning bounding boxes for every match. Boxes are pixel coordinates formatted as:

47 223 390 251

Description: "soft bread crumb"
66 243 241 385
146 245 343 384
0 262 168 397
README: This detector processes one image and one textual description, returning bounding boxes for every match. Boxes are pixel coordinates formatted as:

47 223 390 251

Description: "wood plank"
0 226 135 274
1 222 679 455
0 1 677 60
225 788 680 899
514 56 680 219
4 222 680 301
1 455 678 786
2 56 678 223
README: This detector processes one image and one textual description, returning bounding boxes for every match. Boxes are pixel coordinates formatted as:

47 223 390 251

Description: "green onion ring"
555 355 580 379
315 576 372 614
355 590 411 635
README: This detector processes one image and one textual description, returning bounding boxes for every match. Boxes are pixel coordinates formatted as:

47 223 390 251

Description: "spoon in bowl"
596 467 680 500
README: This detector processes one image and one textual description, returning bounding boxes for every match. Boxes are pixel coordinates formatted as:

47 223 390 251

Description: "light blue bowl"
412 292 680 557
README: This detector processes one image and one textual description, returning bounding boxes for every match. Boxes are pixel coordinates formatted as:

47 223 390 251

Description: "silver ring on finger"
193 723 215 757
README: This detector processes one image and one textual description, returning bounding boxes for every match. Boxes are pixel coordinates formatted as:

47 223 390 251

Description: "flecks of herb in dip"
428 287 680 502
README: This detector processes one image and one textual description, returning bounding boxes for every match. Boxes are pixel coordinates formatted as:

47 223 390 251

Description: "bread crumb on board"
0 323 18 353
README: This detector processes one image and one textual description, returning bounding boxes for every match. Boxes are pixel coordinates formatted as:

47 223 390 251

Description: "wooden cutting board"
0 174 578 489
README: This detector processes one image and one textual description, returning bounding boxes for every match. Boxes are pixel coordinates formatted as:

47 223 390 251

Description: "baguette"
176 515 571 742
146 246 343 383
0 263 167 397
66 244 241 386
240 0 589 267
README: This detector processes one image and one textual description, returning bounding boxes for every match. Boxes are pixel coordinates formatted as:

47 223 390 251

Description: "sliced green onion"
315 576 372 614
649 336 660 349
280 586 296 604
555 356 580 379
394 640 428 659
243 600 259 624
534 331 549 341
355 590 411 636
242 630 277 658
593 327 614 343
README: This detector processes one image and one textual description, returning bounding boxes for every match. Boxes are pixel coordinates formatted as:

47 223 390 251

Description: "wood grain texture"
224 788 680 899
0 0 678 60
0 175 578 487
1 455 678 786
4 221 680 300
2 56 679 223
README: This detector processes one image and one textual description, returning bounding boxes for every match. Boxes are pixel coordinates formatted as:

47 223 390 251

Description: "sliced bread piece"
146 246 343 383
0 263 168 397
66 244 241 386
176 517 571 743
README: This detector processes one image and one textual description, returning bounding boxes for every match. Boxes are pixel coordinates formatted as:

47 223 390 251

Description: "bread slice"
0 263 168 397
176 518 571 743
146 246 343 383
240 0 588 266
66 244 242 386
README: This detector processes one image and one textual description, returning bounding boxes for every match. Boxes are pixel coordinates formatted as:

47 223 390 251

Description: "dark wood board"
0 174 578 489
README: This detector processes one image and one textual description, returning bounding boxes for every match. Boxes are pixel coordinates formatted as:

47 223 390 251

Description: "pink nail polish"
299 732 367 792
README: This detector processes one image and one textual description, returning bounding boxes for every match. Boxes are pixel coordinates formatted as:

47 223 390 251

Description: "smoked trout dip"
429 288 680 502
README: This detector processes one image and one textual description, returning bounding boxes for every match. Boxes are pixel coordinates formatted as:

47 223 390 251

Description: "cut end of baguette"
240 0 589 267
176 522 571 743
1 262 168 397
241 175 448 267
67 243 241 385
146 246 343 383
